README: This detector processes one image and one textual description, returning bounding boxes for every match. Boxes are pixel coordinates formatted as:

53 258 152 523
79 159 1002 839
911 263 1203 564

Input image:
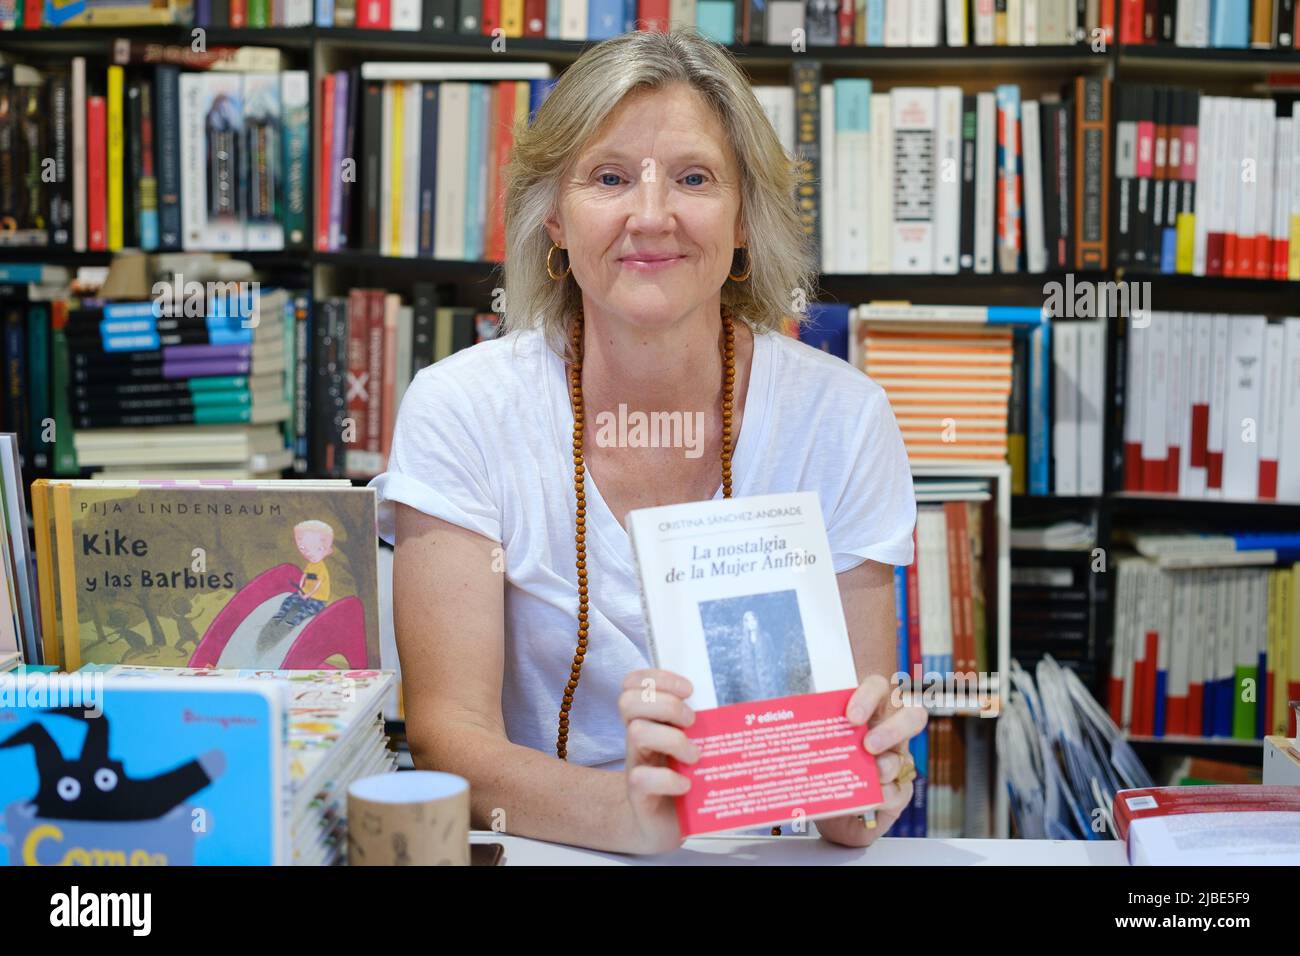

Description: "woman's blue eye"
683 173 708 186
598 172 623 186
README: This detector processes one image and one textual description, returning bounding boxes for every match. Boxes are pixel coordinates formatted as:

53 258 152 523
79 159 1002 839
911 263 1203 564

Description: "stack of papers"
996 656 1152 839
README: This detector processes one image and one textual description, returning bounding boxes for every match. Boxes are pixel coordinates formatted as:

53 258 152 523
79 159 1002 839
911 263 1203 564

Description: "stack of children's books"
0 667 395 865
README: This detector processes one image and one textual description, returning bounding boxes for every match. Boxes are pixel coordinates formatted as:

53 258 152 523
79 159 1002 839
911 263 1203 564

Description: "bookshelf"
5 13 1300 840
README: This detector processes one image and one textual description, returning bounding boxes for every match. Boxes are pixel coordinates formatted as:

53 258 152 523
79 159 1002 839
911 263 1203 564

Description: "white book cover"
910 0 939 44
754 86 795 157
822 83 838 274
1179 313 1204 498
1184 313 1212 498
434 82 470 261
1021 100 1047 273
1210 98 1233 275
1294 104 1300 279
1078 318 1105 495
1227 99 1249 271
834 79 872 274
1111 562 1131 729
1215 572 1235 707
1141 312 1169 488
868 93 893 274
890 88 936 273
934 86 963 274
974 92 996 274
625 492 857 710
1191 95 1214 276
1164 313 1185 495
885 0 909 45
401 80 423 258
1206 314 1230 495
1191 0 1210 45
946 0 968 44
1278 318 1300 502
178 73 208 252
202 73 245 251
1169 575 1191 723
391 0 421 28
1258 322 1284 499
1022 0 1037 44
379 81 395 257
1221 316 1266 500
618 494 883 837
916 505 952 674
1255 106 1276 271
1052 320 1080 495
561 0 588 38
286 0 314 24
1174 0 1195 44
72 57 87 252
1008 0 1022 43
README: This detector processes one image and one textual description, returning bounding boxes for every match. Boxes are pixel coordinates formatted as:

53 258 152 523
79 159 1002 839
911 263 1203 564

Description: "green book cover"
54 484 380 671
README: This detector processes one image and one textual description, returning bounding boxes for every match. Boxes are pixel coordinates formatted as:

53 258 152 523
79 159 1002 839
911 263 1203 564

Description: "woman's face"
546 83 745 333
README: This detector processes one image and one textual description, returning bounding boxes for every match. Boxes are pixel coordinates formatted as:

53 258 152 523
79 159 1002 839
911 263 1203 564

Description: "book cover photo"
627 491 885 838
0 676 283 866
44 483 380 672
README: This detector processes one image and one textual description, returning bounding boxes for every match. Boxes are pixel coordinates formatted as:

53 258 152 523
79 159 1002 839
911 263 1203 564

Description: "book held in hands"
627 491 884 837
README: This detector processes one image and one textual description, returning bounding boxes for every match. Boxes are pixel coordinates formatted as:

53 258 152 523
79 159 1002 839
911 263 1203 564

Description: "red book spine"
1124 442 1142 490
1190 403 1209 467
317 74 335 252
945 502 973 676
231 0 247 27
23 0 42 27
524 0 547 35
1101 0 1115 43
1258 459 1279 500
357 0 392 28
838 0 855 44
1120 0 1144 43
1143 629 1158 736
638 0 671 30
87 96 107 252
1275 235 1291 280
482 0 502 33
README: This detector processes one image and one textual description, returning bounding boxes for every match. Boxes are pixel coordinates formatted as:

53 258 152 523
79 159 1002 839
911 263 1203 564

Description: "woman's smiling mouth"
619 254 687 272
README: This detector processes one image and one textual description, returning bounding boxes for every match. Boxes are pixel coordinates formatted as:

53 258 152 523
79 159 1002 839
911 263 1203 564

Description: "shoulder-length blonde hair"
496 27 817 359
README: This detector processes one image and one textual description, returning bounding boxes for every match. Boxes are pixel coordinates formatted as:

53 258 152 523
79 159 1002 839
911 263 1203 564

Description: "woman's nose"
626 176 675 231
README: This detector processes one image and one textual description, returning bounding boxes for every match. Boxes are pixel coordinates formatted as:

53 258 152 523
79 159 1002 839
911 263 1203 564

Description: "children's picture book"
0 675 283 865
31 481 380 671
627 491 884 837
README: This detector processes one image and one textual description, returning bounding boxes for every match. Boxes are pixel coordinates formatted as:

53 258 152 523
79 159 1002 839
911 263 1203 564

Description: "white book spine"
1273 118 1293 277
1178 313 1199 497
434 82 469 261
934 87 962 274
1192 95 1214 276
1078 318 1105 495
910 0 939 44
974 91 996 274
1278 319 1300 502
1183 313 1212 498
1252 103 1275 272
891 88 937 273
1210 98 1233 275
822 83 838 274
179 73 207 252
1206 314 1230 496
560 0 587 39
1141 312 1169 483
244 74 284 252
285 0 314 24
1124 313 1146 476
1221 316 1266 500
946 0 968 45
379 81 394 257
1258 322 1285 499
868 93 893 274
71 57 87 252
401 81 422 258
1021 100 1046 273
974 0 994 44
885 0 909 45
1164 313 1185 495
1293 104 1300 279
1008 0 1022 43
1052 320 1080 495
1191 0 1209 45
1023 0 1038 44
390 0 421 28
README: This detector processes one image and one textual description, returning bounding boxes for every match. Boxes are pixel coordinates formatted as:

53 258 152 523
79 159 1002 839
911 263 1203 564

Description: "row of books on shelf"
1121 313 1300 502
1119 0 1300 49
1116 89 1300 279
1010 556 1098 685
1108 554 1300 741
0 52 311 252
4 0 1118 46
0 274 498 477
892 716 990 838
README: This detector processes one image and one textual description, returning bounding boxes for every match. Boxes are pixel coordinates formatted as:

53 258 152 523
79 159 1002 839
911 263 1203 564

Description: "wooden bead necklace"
555 304 737 760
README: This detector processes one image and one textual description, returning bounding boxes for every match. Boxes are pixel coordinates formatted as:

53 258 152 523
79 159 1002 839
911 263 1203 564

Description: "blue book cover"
799 302 850 360
588 0 623 38
465 83 486 260
0 676 282 866
547 0 562 37
909 724 928 836
696 1 737 42
866 0 885 44
1210 0 1249 47
893 564 909 678
1027 321 1051 495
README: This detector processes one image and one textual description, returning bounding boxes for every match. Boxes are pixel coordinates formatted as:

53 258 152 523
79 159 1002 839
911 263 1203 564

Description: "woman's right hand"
617 667 700 855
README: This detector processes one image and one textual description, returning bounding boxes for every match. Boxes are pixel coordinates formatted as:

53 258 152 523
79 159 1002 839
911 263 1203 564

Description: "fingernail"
847 704 866 724
865 730 886 752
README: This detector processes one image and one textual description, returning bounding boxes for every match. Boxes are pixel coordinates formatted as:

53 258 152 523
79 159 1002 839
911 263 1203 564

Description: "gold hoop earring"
547 241 571 280
729 247 751 282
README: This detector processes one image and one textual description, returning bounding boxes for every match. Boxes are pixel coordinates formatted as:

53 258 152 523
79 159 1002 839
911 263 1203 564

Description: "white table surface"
470 831 1129 866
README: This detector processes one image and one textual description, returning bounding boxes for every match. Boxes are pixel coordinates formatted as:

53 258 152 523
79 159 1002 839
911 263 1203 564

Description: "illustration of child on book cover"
59 486 380 671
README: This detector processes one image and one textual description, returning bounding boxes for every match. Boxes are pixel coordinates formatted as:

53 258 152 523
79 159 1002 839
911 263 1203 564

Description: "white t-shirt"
370 327 916 769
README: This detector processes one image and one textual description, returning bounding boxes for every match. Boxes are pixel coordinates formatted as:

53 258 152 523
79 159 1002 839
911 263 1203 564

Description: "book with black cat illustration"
626 491 884 837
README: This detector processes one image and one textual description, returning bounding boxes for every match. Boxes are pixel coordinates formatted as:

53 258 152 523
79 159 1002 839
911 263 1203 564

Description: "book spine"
107 66 125 252
792 60 823 268
1074 74 1109 269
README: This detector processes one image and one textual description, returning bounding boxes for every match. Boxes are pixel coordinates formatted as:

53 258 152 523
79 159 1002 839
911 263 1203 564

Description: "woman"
372 27 925 855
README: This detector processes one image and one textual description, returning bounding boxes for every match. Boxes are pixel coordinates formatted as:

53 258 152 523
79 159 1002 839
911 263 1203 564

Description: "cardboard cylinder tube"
347 771 470 866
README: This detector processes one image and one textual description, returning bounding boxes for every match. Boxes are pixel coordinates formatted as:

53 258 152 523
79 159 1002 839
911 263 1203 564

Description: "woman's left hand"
816 673 928 849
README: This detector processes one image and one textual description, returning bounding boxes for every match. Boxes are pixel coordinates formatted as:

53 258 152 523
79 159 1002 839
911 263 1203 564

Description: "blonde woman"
373 28 925 855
